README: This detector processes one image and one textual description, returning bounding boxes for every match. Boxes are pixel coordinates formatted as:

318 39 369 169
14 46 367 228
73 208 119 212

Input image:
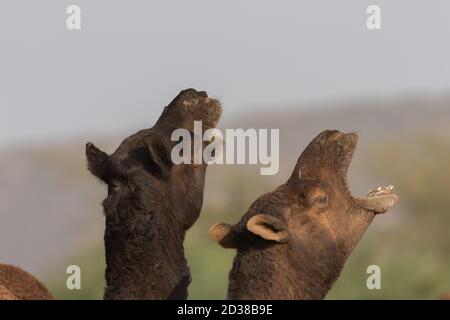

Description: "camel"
209 130 398 299
86 89 222 299
0 264 53 300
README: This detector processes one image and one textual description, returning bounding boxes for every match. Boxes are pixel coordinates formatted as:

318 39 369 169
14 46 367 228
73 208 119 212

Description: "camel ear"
143 133 173 179
208 223 237 249
86 142 109 180
247 214 289 243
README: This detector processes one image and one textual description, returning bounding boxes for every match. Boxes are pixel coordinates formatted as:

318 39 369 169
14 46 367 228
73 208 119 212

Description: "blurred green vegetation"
48 244 105 300
47 132 450 299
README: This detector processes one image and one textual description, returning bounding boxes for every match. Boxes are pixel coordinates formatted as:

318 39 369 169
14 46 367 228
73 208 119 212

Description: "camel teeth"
367 184 395 197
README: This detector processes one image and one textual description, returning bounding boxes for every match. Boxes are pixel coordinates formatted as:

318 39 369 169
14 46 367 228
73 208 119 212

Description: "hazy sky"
1 1 449 147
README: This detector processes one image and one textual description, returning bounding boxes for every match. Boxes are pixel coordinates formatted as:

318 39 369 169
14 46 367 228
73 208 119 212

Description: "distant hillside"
227 95 450 157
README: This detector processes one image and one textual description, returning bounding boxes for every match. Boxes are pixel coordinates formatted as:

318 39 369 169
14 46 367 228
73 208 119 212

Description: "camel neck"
103 219 189 300
227 244 344 300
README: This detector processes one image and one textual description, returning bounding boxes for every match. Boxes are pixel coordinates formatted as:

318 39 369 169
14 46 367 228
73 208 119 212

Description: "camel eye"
299 186 327 207
299 192 308 204
110 180 121 193
318 194 327 204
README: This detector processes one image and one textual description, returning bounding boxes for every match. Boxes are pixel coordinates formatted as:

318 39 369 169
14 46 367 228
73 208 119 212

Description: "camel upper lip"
298 130 359 176
326 131 358 174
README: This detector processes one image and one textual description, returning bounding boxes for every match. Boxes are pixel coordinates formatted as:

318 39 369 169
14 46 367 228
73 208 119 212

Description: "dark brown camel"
86 89 222 299
209 130 398 300
0 264 53 300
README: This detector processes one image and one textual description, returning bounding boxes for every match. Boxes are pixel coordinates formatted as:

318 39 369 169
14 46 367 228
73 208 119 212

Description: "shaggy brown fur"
440 292 450 300
210 130 398 300
86 89 222 300
0 264 54 300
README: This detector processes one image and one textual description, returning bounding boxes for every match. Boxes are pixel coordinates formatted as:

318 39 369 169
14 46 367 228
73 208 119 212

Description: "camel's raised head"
86 89 222 232
209 130 398 261
209 130 398 299
85 89 222 299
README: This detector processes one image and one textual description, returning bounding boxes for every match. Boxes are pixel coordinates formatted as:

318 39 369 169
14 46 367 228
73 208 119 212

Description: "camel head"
209 130 398 299
85 89 221 299
86 89 222 230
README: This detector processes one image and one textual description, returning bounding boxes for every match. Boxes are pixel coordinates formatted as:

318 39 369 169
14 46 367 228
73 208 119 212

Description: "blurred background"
0 1 449 299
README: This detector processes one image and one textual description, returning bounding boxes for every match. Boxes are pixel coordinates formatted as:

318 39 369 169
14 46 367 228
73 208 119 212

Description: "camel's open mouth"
297 130 398 213
335 132 398 214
